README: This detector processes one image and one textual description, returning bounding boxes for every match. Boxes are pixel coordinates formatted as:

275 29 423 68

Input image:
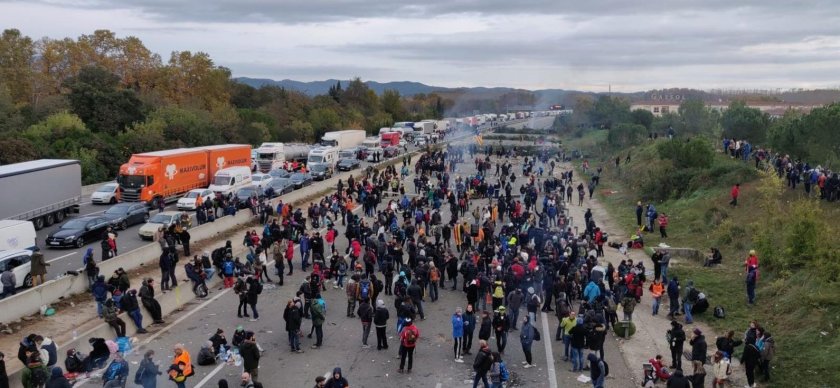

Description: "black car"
267 177 295 194
101 203 150 230
289 172 313 188
337 158 361 171
310 164 333 181
46 216 110 248
235 186 264 208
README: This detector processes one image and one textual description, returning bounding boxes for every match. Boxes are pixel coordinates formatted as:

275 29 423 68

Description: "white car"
399 139 407 148
0 249 33 288
176 189 214 210
138 211 188 240
90 183 120 205
251 173 273 189
366 147 384 162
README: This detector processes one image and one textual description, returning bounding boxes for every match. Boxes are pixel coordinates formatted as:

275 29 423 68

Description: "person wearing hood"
682 280 697 324
102 299 127 337
492 306 510 354
588 353 606 388
102 352 129 388
44 366 71 388
666 369 691 388
82 247 98 290
583 280 601 304
209 329 228 356
240 332 260 381
374 299 390 350
519 316 540 368
667 320 686 371
135 350 162 388
588 322 607 361
89 274 108 318
120 289 148 334
324 367 348 388
139 278 165 324
197 341 216 366
568 318 587 372
35 336 57 368
689 328 707 378
357 298 373 348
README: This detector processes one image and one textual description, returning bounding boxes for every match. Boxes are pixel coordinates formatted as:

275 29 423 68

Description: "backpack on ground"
359 280 371 300
714 305 725 319
499 361 510 381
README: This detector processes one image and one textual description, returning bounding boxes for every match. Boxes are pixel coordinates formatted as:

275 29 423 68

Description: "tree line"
556 94 840 167
0 29 459 183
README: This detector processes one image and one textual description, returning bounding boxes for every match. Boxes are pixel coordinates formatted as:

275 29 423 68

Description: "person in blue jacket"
452 307 465 362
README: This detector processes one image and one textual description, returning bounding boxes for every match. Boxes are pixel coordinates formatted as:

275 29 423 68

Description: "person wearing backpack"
472 340 493 388
357 276 373 305
487 351 509 388
398 318 420 374
519 316 540 368
310 294 326 349
102 352 129 388
222 257 236 289
588 352 607 388
682 280 698 324
135 350 162 388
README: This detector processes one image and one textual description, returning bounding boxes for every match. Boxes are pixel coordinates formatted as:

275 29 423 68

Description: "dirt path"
559 161 747 387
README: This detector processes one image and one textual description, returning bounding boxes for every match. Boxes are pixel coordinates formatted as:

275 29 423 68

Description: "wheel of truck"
75 237 85 248
54 210 66 222
44 212 55 227
33 216 45 230
150 197 161 210
24 274 33 288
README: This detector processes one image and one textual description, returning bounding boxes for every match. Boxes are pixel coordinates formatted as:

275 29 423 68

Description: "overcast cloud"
2 0 840 91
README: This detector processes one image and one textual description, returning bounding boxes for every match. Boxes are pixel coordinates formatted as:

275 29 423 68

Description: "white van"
208 166 253 196
307 146 339 169
0 220 37 251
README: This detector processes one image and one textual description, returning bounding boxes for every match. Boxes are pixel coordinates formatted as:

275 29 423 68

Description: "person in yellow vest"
453 222 462 251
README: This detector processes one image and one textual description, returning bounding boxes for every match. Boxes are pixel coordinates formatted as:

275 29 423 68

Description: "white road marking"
47 251 77 263
541 311 559 388
193 362 227 387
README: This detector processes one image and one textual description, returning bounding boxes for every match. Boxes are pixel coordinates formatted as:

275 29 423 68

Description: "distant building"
630 99 818 118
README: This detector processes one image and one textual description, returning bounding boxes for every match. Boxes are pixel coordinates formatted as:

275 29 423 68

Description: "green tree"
678 99 717 136
607 123 647 148
720 101 770 142
381 89 406 121
589 95 631 129
630 109 654 130
0 29 35 104
767 110 808 160
0 137 39 164
63 66 146 135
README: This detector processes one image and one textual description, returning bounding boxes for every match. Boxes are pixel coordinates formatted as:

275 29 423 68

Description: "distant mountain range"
234 77 530 96
234 77 840 106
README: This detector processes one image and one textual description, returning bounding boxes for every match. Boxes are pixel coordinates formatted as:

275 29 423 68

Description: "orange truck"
118 145 251 208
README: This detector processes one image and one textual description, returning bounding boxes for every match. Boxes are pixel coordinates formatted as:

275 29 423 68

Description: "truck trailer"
118 145 251 208
0 159 81 230
321 130 366 151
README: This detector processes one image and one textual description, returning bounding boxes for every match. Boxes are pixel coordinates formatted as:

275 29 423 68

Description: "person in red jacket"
649 354 671 381
658 213 669 238
398 318 420 373
744 250 759 280
729 183 740 206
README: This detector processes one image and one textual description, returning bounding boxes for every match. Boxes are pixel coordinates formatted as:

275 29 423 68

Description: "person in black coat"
0 351 9 388
45 366 72 388
666 369 691 388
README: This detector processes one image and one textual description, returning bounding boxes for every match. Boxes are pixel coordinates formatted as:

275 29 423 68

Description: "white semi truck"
0 159 81 230
255 142 312 172
321 130 366 151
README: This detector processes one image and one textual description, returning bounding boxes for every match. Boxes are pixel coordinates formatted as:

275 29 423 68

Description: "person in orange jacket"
649 279 665 316
168 343 193 388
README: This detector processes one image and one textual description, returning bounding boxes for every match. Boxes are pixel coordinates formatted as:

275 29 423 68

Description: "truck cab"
255 142 286 173
208 166 253 197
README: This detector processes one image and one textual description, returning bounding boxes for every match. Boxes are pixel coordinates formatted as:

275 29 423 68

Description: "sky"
2 0 840 91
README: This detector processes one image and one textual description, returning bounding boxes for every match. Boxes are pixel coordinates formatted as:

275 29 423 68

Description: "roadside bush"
607 123 647 148
656 137 714 169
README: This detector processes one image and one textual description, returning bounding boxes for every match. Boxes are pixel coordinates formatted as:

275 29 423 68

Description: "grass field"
568 130 840 387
